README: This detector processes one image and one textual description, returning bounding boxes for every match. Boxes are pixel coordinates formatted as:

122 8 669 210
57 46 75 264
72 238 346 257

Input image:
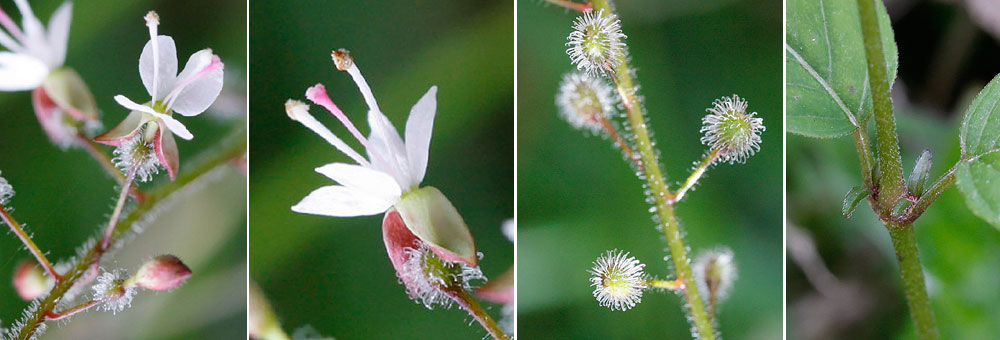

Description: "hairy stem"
0 206 61 281
591 1 716 338
453 289 509 340
671 149 720 204
44 300 100 321
100 165 137 251
14 128 246 340
852 128 876 189
887 224 938 340
646 278 685 290
599 115 642 169
857 0 904 214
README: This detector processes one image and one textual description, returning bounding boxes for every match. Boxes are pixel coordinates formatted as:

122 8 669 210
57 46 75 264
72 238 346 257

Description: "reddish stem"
44 300 100 321
1 205 62 281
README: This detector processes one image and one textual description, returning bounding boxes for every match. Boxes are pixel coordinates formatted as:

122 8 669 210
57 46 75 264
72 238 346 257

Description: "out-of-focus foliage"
787 1 1000 339
517 0 782 338
248 0 513 339
0 0 247 339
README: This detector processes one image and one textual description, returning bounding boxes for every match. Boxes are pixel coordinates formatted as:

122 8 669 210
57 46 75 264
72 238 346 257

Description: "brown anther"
332 48 354 71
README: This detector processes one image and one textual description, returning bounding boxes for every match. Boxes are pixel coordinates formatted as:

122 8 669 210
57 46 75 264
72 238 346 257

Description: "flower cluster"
588 249 647 311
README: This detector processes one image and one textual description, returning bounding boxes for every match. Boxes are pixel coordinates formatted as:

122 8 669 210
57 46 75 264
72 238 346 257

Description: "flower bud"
555 72 617 134
13 260 52 300
588 249 646 311
907 149 932 197
701 94 765 164
566 9 627 77
692 248 737 311
131 255 192 291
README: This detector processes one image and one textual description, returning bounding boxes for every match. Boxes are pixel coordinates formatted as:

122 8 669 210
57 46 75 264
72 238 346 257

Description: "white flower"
112 11 224 141
588 249 647 311
285 50 437 217
0 0 71 91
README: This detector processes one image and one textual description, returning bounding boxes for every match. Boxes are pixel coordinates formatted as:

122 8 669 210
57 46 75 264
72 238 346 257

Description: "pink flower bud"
13 260 52 300
133 255 192 291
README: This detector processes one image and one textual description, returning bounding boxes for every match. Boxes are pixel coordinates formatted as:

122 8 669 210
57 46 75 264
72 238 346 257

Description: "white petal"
291 185 393 217
0 27 23 53
113 95 193 140
14 0 49 63
45 2 72 67
150 111 193 140
168 49 223 116
139 35 177 100
367 109 411 188
405 86 437 185
0 52 48 91
314 163 401 203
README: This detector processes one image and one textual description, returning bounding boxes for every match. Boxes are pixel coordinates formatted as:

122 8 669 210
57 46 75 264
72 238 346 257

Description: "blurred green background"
0 0 247 339
248 1 513 339
518 0 782 338
786 1 1000 339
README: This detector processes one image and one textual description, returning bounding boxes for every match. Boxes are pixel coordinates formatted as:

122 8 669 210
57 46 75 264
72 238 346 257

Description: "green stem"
887 224 938 340
591 1 716 338
857 0 904 214
14 128 246 340
852 128 876 189
671 149 720 204
453 289 509 340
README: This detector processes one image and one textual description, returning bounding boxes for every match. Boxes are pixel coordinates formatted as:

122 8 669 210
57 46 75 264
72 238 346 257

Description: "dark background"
249 0 514 339
787 0 1000 339
518 0 783 338
0 0 247 339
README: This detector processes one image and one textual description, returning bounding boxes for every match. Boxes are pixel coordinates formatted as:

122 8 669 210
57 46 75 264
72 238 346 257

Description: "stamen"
340 60 381 114
284 99 369 166
144 11 160 101
163 54 224 112
305 84 368 148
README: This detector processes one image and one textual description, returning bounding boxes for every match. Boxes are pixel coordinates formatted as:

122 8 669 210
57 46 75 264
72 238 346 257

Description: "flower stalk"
0 205 61 281
670 149 720 204
453 289 510 340
589 0 715 338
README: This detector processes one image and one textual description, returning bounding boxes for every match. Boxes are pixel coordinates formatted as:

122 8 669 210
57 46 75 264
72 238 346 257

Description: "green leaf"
785 0 897 138
956 73 1000 228
843 185 872 218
